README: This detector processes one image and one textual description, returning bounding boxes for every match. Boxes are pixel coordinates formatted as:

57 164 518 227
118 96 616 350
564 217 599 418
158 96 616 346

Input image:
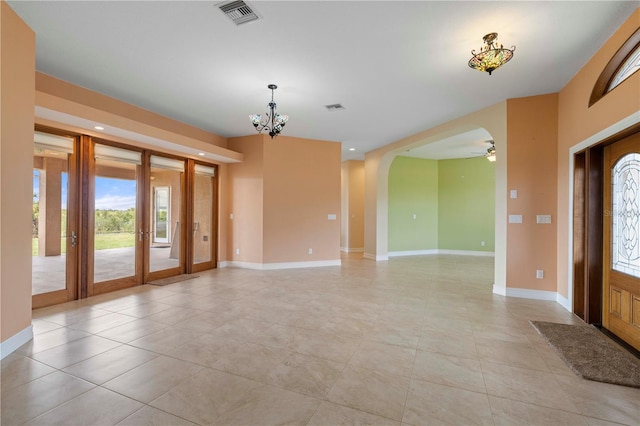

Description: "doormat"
530 321 640 388
147 274 199 286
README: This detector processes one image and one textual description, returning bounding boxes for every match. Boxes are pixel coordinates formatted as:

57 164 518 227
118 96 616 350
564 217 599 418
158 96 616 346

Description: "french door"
32 131 216 308
32 132 79 308
603 133 640 351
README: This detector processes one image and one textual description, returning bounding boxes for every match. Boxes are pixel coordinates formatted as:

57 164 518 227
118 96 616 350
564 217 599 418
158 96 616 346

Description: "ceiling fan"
469 140 496 162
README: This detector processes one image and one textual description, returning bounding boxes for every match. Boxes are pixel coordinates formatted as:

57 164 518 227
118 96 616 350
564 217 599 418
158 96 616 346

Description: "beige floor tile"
472 323 531 344
327 365 410 421
489 395 589 426
475 338 550 372
555 374 640 425
268 352 344 398
212 384 321 426
207 317 272 342
16 327 91 355
67 312 138 334
33 306 110 327
308 401 401 426
348 340 416 377
295 329 362 363
210 341 290 382
62 345 158 384
31 319 63 335
128 326 203 354
0 371 95 425
144 305 202 325
412 349 486 393
481 360 579 412
103 355 204 403
114 301 174 318
364 321 421 349
30 335 121 369
418 328 478 358
117 406 198 426
1 353 56 392
96 318 169 343
150 367 262 424
403 379 493 426
25 386 143 425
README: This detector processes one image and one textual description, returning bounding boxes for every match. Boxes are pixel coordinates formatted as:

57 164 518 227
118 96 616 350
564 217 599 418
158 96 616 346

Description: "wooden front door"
603 133 640 351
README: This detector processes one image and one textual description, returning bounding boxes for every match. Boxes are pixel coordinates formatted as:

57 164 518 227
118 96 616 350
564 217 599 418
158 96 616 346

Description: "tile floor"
3 254 640 425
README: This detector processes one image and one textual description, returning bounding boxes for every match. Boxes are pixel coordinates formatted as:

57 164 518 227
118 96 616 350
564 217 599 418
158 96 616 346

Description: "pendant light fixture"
468 33 515 75
249 84 289 139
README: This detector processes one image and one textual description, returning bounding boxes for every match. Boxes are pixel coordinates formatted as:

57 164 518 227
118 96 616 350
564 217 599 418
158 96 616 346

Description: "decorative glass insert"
608 44 640 92
612 153 640 278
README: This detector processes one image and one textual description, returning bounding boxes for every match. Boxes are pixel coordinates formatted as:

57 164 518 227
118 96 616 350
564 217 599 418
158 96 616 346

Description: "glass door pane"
93 144 141 284
192 164 215 268
149 155 184 274
32 136 74 299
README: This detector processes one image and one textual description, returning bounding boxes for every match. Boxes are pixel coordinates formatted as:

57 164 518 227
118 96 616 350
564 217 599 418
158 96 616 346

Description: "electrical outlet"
235 248 240 255
481 241 485 247
412 213 417 219
308 248 313 255
536 270 544 279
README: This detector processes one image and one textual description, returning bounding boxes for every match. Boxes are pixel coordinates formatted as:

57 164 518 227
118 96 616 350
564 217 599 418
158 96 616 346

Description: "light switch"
510 190 518 199
536 215 552 224
508 214 523 224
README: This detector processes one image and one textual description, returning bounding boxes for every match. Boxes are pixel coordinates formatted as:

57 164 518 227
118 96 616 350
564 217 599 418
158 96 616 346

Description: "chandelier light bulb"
468 33 515 75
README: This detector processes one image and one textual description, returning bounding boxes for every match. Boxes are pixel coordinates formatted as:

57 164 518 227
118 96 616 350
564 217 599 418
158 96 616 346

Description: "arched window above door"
589 27 640 107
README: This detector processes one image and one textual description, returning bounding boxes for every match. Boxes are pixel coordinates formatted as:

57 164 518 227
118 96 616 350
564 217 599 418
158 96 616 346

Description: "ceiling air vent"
218 1 259 25
325 104 345 111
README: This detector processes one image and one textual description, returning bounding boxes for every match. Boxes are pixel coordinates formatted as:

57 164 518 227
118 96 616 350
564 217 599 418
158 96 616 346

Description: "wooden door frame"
187 159 218 274
572 123 640 324
31 128 81 309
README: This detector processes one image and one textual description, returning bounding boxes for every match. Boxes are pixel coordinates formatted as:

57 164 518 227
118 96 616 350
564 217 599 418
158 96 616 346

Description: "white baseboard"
388 249 438 257
437 249 495 257
388 249 495 258
363 253 388 261
217 261 228 268
1 325 33 360
341 247 364 253
493 286 558 301
492 284 506 296
227 259 341 270
556 293 571 312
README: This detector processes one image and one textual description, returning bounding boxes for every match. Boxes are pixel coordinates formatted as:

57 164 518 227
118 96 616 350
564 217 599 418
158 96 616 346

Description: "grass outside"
32 232 135 256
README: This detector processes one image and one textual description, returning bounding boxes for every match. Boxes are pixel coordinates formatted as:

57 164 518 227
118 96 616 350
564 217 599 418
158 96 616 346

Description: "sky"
33 171 136 211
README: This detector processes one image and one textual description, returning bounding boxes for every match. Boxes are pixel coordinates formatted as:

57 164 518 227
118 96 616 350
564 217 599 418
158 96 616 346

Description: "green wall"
438 157 494 251
388 155 494 252
388 156 438 251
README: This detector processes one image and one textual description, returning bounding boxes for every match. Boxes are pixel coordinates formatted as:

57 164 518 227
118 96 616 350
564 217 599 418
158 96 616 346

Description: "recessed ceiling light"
349 148 356 151
94 126 104 130
198 152 205 156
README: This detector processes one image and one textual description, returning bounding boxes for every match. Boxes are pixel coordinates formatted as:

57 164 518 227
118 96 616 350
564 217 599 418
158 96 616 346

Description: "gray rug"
530 321 640 388
147 274 199 286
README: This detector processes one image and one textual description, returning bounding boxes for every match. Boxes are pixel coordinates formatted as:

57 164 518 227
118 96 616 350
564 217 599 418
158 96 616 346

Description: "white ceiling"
8 1 639 160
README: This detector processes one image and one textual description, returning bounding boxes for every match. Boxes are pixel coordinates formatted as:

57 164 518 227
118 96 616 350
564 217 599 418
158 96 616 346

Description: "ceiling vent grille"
218 1 259 25
325 104 345 111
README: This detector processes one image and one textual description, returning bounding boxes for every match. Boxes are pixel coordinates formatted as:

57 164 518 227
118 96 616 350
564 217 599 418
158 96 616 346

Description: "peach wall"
227 135 265 263
364 102 508 288
340 160 365 252
1 1 35 345
263 136 341 263
36 73 227 148
506 94 559 291
35 74 242 164
557 8 640 299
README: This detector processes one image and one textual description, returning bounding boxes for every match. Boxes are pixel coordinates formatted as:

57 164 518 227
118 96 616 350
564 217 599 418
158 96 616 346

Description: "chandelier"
249 84 288 139
486 141 496 162
468 33 515 75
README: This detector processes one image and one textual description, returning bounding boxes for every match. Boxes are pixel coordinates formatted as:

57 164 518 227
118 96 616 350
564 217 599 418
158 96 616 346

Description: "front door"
603 133 640 351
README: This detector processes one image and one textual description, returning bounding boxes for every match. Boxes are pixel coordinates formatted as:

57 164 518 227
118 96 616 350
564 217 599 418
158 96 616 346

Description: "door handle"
70 231 77 248
139 229 144 242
